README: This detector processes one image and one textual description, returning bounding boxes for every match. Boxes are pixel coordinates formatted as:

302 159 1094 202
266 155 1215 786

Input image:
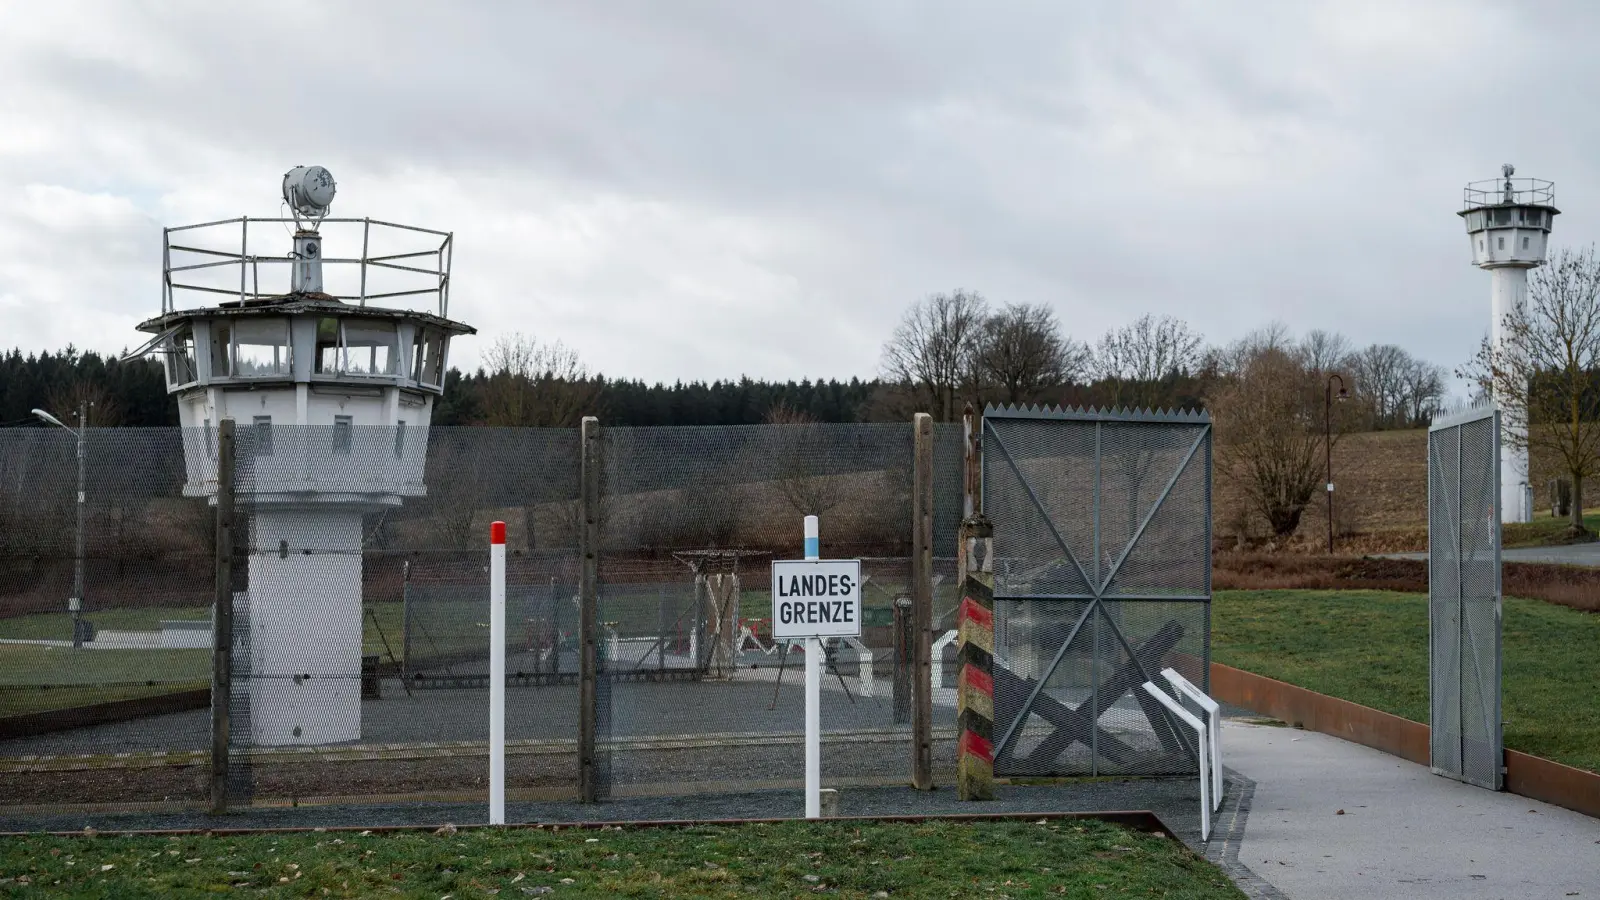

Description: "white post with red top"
489 519 507 825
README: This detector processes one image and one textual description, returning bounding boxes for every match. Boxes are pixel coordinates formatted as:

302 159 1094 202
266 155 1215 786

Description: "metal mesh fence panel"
1428 407 1502 791
0 427 214 807
225 425 580 807
983 407 1210 777
596 423 930 798
0 417 964 819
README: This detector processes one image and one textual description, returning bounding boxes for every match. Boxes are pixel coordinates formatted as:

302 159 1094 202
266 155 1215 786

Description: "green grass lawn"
0 819 1242 899
1213 589 1600 774
0 605 402 719
1502 509 1600 548
0 607 214 716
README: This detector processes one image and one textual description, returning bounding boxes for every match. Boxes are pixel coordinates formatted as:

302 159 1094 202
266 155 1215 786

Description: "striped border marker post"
957 514 996 801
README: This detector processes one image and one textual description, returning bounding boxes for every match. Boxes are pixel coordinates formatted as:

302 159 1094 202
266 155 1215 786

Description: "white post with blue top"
804 514 821 819
772 514 861 819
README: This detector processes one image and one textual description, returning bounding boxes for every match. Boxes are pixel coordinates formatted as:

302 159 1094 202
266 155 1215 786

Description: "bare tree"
764 403 845 517
973 303 1090 404
881 289 989 422
1210 341 1330 538
44 381 122 428
1401 357 1448 425
1093 314 1204 409
422 432 488 549
480 333 600 427
1301 329 1353 377
1462 245 1600 537
1347 343 1448 429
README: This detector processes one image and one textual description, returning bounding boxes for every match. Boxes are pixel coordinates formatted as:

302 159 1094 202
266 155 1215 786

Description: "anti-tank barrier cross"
993 619 1188 773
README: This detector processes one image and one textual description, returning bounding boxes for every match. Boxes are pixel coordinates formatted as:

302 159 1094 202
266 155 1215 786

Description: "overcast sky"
3 1 1597 387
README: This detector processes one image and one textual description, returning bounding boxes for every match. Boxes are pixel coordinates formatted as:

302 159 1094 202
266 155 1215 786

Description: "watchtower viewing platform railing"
162 217 452 317
1462 178 1555 211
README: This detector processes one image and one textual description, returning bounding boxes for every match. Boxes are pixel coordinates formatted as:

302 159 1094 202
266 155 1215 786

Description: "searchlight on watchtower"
1460 164 1558 523
282 165 337 294
126 169 475 746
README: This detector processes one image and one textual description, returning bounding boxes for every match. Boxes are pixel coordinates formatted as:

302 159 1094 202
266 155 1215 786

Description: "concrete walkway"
1222 720 1600 899
1385 542 1600 566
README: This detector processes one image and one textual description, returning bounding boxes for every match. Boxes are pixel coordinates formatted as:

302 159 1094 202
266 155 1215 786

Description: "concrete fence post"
911 413 934 790
578 416 600 803
209 418 236 815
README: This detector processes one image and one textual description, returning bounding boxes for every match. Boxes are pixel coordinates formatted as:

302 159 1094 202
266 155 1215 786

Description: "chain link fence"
0 427 213 807
0 412 1202 823
595 423 936 797
0 420 966 818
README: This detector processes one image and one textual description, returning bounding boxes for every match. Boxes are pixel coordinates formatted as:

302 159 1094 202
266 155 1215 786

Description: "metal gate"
1428 405 1503 790
982 406 1211 776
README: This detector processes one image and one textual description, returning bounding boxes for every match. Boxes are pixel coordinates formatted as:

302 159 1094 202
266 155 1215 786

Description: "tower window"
1498 237 1505 250
166 328 197 387
231 318 292 377
395 420 406 459
413 329 445 387
1524 236 1530 249
333 415 353 456
253 415 273 457
313 318 399 376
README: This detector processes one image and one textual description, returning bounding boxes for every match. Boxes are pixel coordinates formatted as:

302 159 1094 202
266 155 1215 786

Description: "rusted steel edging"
0 809 1176 841
1504 750 1600 821
1209 663 1428 765
1211 662 1600 820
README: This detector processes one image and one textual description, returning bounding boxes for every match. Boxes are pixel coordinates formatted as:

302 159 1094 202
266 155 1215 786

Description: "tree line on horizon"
1 299 1448 433
0 295 1460 544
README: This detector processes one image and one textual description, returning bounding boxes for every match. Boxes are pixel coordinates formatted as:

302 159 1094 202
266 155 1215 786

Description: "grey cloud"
3 0 1600 385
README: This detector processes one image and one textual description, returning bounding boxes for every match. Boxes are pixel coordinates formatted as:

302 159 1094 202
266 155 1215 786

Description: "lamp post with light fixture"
1324 374 1349 554
31 402 88 647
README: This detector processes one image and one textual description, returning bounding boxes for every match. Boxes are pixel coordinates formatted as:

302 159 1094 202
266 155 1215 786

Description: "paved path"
1385 542 1600 566
1222 720 1600 899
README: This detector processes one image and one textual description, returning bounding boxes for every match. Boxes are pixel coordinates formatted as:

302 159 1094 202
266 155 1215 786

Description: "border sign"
771 559 862 639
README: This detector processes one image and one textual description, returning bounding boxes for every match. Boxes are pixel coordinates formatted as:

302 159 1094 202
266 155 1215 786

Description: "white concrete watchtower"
1460 164 1558 524
133 168 474 745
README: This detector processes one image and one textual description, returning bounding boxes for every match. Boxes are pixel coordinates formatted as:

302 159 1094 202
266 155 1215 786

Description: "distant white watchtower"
133 168 474 745
1460 164 1558 524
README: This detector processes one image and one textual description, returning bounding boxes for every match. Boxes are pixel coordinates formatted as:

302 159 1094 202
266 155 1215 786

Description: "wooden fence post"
209 419 236 815
578 416 601 803
911 413 934 790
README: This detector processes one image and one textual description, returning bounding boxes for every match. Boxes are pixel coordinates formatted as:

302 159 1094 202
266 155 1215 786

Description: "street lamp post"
1324 375 1348 555
32 403 87 647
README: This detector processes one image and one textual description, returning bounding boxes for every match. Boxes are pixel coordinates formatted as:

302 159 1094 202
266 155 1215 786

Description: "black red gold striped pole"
957 514 995 801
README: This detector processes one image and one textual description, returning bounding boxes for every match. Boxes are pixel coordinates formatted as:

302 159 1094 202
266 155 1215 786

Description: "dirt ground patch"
1215 552 1600 612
